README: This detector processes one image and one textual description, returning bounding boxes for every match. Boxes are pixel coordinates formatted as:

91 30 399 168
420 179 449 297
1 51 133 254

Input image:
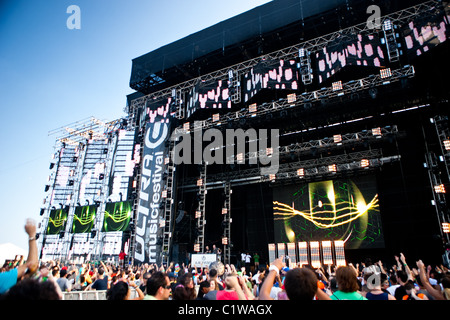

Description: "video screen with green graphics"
46 208 68 235
72 205 97 233
102 201 132 232
272 175 384 249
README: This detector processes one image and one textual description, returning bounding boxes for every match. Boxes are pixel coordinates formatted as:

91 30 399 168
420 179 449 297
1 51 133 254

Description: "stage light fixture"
269 174 276 181
197 179 203 186
194 243 200 252
183 122 190 132
443 140 450 151
333 134 342 143
434 184 446 193
249 103 257 113
361 159 370 168
322 241 333 265
334 240 346 266
299 48 305 58
380 68 392 79
310 241 321 268
332 81 343 91
222 208 228 215
222 237 228 245
372 127 382 136
443 223 450 233
383 19 392 31
195 210 201 219
297 168 305 177
287 93 297 103
212 113 220 122
328 164 337 172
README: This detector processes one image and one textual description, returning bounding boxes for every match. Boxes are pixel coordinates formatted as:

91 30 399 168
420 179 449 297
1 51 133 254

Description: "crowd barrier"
62 289 139 300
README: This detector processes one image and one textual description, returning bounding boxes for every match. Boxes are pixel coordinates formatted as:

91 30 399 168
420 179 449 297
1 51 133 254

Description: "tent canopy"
0 243 27 266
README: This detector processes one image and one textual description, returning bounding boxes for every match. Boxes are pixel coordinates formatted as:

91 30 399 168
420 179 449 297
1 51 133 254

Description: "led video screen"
186 80 232 118
315 33 385 83
46 208 68 235
272 175 384 249
243 59 299 102
72 205 97 234
102 201 132 232
402 11 449 59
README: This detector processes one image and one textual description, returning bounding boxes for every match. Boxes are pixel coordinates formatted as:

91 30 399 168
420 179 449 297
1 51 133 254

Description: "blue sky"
0 0 272 254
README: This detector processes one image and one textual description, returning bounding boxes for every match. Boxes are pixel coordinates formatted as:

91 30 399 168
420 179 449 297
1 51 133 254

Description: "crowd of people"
1 219 450 301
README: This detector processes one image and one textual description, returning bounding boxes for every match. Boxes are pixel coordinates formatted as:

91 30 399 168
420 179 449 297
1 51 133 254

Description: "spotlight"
380 68 392 79
434 184 446 194
332 81 343 91
361 159 370 168
443 223 450 233
443 140 450 151
333 134 342 143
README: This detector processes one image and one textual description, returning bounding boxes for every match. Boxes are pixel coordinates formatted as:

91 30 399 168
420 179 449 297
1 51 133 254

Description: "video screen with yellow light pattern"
273 175 384 249
101 201 132 232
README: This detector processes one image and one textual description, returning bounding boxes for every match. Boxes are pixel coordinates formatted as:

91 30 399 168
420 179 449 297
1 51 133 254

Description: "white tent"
0 243 27 266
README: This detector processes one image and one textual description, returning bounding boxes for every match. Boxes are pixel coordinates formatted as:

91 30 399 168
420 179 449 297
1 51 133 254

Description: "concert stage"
38 0 450 268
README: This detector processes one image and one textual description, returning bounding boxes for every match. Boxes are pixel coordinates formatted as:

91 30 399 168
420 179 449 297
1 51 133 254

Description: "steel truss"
161 139 177 265
176 65 415 134
426 115 450 245
222 182 232 264
180 149 401 191
194 164 207 253
127 0 440 124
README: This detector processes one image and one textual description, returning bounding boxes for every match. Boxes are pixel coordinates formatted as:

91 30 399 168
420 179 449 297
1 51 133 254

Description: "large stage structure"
38 0 450 267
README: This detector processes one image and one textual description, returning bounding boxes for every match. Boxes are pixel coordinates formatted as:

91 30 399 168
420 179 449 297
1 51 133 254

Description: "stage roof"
128 0 430 96
129 0 349 94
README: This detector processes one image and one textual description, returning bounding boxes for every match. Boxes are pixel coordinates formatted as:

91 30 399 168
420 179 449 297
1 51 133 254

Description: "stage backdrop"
272 175 384 250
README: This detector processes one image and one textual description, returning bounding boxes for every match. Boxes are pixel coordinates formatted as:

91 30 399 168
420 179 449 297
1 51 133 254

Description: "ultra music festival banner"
134 100 172 264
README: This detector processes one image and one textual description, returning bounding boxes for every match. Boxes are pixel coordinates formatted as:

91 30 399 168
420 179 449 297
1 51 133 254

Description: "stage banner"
186 80 232 119
191 254 217 268
134 100 173 264
243 59 299 102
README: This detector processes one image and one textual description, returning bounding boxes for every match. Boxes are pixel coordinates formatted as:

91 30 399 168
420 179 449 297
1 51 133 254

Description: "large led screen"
102 201 132 232
315 33 385 83
46 208 68 235
272 175 384 249
243 59 299 102
72 205 97 234
402 11 449 59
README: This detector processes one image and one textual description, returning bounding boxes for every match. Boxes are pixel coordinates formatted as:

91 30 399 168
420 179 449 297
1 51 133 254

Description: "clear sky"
0 0 272 255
